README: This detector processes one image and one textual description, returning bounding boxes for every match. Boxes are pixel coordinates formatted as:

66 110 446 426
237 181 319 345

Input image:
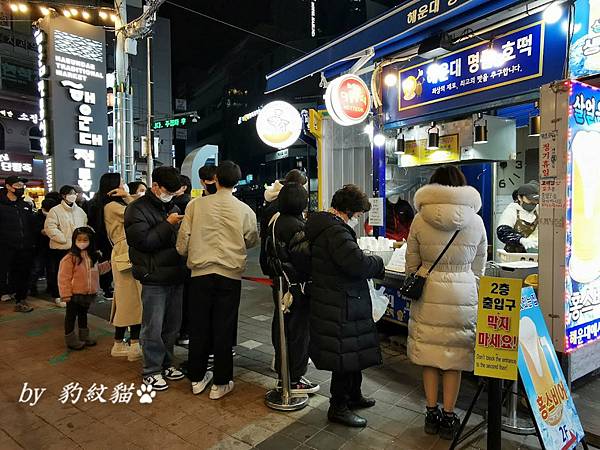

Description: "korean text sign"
565 81 600 351
397 22 543 112
519 288 584 450
474 277 522 380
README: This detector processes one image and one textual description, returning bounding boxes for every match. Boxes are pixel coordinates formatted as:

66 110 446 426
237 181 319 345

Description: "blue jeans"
140 284 183 376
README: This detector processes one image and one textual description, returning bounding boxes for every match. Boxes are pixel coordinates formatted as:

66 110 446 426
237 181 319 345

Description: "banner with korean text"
474 276 522 380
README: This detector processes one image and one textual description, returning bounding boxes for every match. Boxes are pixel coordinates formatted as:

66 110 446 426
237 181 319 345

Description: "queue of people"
0 163 485 439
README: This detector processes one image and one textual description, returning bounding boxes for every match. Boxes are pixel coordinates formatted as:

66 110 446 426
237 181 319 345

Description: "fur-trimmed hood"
413 184 482 232
264 180 283 202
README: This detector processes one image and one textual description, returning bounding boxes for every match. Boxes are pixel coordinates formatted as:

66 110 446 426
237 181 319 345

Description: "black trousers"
188 274 241 384
29 247 50 292
0 247 33 302
64 301 89 334
47 249 68 299
330 371 363 408
99 270 113 297
272 288 310 382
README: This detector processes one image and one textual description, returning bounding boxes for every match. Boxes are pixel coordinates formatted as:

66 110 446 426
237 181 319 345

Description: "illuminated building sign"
0 109 38 124
565 80 600 352
0 153 33 177
324 74 371 126
153 117 188 130
397 22 544 112
256 101 302 149
405 0 468 26
35 16 107 196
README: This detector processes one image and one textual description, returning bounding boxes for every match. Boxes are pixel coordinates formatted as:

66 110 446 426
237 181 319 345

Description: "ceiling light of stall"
363 123 374 137
110 13 118 22
9 4 18 12
426 63 442 83
18 3 28 12
63 9 71 17
99 10 108 20
427 122 440 150
384 73 398 87
70 8 78 16
474 113 488 144
39 6 50 15
481 47 504 69
395 131 405 155
543 2 563 24
82 10 91 20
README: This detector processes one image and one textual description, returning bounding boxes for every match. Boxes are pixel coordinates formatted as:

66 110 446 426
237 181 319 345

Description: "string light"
6 2 117 23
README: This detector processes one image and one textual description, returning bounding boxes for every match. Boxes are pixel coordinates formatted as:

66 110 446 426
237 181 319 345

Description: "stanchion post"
265 277 308 411
487 378 503 450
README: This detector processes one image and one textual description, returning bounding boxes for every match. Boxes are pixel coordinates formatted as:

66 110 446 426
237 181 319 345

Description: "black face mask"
205 183 217 195
522 202 537 212
13 188 24 198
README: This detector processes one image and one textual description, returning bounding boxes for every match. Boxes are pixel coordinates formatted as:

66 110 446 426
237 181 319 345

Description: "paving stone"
256 433 302 450
305 430 348 450
280 420 322 443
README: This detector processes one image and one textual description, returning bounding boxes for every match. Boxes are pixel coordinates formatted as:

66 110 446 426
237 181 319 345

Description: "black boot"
79 328 96 346
348 396 376 409
327 405 367 428
439 410 460 440
424 405 442 435
65 331 85 350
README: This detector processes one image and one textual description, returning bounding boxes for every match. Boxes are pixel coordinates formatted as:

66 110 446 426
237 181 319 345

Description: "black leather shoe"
348 396 376 409
327 406 367 428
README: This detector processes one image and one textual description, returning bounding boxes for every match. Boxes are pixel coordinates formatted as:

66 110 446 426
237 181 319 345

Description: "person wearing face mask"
199 165 218 196
89 173 143 361
305 184 385 427
125 166 188 392
0 176 37 312
45 185 88 308
58 227 111 350
497 183 540 253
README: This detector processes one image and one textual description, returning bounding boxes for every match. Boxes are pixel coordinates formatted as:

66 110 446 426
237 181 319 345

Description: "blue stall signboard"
519 288 585 450
397 21 544 112
565 81 600 351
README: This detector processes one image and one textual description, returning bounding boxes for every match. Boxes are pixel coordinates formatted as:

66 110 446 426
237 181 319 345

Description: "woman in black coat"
305 185 385 427
266 182 318 394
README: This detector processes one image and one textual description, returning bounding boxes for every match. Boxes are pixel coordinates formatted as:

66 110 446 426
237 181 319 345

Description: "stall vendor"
497 183 539 253
365 195 414 242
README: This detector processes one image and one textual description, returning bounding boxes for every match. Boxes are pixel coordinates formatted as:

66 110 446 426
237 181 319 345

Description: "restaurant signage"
324 74 371 126
396 22 544 112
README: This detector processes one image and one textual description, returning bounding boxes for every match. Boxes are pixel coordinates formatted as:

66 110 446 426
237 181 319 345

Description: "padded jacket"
305 211 384 373
0 188 36 250
124 191 187 285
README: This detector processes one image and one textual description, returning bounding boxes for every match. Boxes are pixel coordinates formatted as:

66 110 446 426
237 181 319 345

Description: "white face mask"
137 190 145 197
122 184 130 194
76 242 89 250
65 194 77 204
347 217 359 229
159 192 174 203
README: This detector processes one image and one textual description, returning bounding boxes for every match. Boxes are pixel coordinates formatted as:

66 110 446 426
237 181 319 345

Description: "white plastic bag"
368 279 389 322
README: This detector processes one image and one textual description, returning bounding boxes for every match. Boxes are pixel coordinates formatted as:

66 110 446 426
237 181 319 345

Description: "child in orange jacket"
59 227 110 350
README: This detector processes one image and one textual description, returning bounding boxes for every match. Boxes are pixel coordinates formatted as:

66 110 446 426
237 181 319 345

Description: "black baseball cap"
517 184 539 202
4 176 28 186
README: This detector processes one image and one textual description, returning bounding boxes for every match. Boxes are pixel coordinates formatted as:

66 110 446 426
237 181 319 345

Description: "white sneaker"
163 366 185 381
111 341 129 357
55 298 66 308
191 371 213 395
1 294 15 302
209 381 234 400
143 373 168 391
127 342 142 361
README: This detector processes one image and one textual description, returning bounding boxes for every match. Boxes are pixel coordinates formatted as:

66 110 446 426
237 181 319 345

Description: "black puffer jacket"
0 188 37 250
305 211 384 372
124 190 187 285
266 213 311 285
260 198 280 276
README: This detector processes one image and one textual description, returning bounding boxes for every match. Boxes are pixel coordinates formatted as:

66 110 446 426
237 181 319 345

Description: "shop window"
29 126 42 152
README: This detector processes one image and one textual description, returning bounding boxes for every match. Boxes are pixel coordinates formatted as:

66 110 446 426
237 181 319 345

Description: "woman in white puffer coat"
405 165 487 441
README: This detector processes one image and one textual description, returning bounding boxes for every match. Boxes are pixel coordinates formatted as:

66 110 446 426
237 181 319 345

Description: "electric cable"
164 0 307 55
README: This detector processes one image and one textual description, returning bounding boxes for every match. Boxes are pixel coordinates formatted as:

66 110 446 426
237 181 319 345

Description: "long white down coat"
406 184 487 372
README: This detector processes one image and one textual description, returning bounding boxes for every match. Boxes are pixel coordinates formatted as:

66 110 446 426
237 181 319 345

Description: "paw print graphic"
137 384 156 404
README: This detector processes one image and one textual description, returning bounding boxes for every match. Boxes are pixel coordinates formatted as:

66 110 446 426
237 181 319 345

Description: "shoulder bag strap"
427 229 460 275
271 214 292 287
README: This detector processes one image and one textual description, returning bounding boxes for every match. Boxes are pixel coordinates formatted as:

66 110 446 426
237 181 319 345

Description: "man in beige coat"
177 161 258 399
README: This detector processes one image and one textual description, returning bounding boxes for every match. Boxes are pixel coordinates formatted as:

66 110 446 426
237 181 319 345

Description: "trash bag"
368 279 389 322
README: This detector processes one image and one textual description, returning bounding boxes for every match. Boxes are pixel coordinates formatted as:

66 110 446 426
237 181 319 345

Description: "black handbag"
400 230 460 301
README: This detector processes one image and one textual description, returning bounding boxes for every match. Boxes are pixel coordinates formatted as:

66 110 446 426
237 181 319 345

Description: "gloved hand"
520 237 537 250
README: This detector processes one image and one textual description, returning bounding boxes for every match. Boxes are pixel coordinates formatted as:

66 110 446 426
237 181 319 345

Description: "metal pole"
265 277 308 411
487 378 503 450
146 35 154 185
115 0 128 179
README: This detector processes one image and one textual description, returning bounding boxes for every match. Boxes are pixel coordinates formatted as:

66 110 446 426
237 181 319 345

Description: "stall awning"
265 0 527 93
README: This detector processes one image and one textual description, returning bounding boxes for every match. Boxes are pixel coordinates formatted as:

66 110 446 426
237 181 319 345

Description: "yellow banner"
474 276 522 380
400 134 460 167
